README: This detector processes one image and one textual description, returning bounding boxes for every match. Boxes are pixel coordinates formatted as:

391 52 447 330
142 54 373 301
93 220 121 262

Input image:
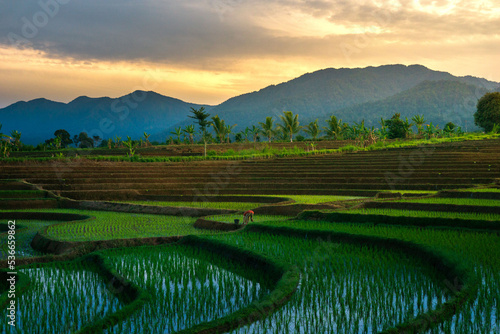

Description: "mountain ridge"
1 64 499 145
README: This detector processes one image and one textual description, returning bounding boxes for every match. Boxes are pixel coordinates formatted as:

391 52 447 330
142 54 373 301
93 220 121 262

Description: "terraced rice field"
1 139 499 201
0 261 123 333
1 138 500 333
103 244 269 333
21 209 209 242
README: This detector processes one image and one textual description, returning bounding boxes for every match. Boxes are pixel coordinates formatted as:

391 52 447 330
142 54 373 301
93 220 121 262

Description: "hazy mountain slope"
2 64 499 145
0 91 211 145
335 80 495 130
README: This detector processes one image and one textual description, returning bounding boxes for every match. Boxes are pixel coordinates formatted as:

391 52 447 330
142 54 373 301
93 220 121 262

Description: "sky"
0 0 499 108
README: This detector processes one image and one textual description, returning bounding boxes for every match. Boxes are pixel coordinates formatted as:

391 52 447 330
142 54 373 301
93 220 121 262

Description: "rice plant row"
261 219 500 333
111 200 262 211
396 197 500 207
6 209 214 242
0 220 59 259
205 214 289 224
0 261 123 334
208 230 448 333
343 208 500 221
102 244 269 333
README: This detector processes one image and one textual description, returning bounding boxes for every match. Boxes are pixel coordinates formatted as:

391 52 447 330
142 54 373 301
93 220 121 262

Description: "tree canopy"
474 92 500 132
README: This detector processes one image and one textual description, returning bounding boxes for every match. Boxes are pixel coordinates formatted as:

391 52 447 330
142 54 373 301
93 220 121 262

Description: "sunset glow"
0 0 499 107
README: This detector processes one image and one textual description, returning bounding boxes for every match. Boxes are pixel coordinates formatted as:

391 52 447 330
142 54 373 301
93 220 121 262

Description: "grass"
339 208 500 221
0 220 58 259
3 132 498 163
102 244 269 333
208 229 448 333
0 261 123 333
111 200 262 211
257 218 500 334
5 209 214 242
205 214 289 224
456 187 500 193
396 197 500 207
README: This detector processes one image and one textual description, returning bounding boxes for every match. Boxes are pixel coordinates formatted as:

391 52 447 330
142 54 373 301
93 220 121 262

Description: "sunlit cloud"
0 0 498 108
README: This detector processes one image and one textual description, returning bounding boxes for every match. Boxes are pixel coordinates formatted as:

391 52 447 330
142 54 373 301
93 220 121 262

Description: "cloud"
1 0 498 68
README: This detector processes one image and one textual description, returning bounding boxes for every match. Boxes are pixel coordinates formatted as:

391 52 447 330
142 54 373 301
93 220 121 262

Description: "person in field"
243 210 254 225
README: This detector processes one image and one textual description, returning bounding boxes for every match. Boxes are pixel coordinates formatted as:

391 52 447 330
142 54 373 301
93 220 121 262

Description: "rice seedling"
0 220 58 259
342 208 500 221
208 230 449 333
397 197 500 207
4 209 215 242
205 214 289 224
102 244 269 333
259 218 500 334
111 200 262 211
0 261 123 333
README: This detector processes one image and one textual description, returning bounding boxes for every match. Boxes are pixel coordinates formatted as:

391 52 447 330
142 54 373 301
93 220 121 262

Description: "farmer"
243 210 254 225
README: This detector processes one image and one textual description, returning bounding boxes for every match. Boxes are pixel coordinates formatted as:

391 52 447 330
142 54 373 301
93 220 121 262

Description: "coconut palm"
258 117 277 143
249 125 260 142
189 107 211 156
278 111 302 142
323 115 343 140
303 119 321 140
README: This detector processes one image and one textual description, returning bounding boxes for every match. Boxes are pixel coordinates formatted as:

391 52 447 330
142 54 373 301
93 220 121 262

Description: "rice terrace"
1 128 500 333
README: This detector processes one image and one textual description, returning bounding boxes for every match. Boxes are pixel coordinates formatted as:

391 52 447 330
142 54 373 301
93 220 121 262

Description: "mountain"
210 64 500 129
1 64 499 145
0 91 212 145
335 80 492 130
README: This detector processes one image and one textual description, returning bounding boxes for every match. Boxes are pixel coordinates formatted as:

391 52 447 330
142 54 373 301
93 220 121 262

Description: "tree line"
1 92 499 158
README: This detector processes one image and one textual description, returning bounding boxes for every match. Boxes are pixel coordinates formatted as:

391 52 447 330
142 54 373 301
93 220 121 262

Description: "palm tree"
224 124 237 143
258 117 276 143
411 115 426 135
323 115 343 140
249 125 260 142
278 111 302 142
211 115 226 143
170 127 182 144
303 119 321 140
189 107 211 156
182 125 196 144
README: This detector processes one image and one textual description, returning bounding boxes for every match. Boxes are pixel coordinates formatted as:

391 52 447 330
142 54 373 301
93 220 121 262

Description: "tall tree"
78 132 94 148
258 117 276 143
303 119 321 140
474 92 500 132
278 111 302 142
189 107 211 157
54 129 72 148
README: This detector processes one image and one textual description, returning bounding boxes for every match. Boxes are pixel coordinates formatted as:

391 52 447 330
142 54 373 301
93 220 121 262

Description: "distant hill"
0 91 212 145
210 64 500 130
335 80 492 130
1 64 499 145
